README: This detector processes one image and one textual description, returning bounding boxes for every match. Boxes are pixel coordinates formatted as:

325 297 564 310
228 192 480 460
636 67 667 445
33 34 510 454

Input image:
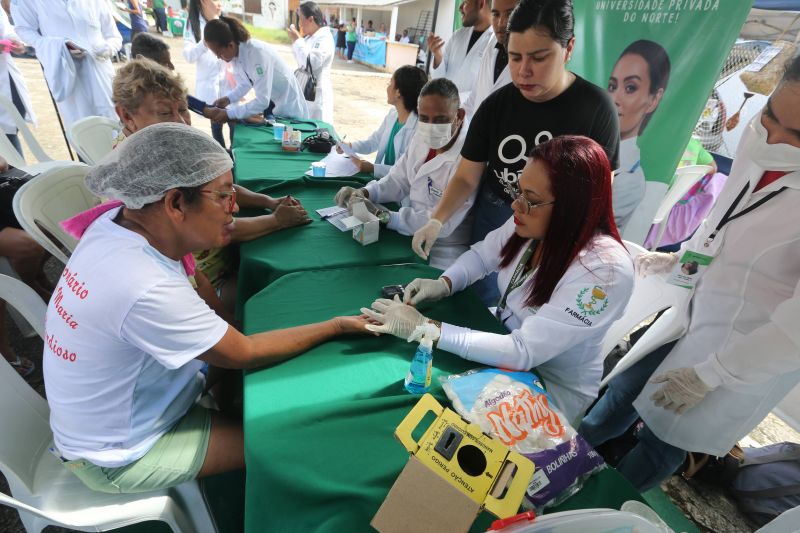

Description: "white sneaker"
347 60 353 63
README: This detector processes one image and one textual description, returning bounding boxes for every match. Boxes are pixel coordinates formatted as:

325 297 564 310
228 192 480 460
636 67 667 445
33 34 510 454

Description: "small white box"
341 202 380 245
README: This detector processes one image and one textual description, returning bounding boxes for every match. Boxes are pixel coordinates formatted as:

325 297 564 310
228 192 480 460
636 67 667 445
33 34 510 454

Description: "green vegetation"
245 24 291 45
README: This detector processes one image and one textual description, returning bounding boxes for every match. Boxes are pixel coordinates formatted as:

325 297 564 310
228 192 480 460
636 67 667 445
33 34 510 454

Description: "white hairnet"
85 123 233 209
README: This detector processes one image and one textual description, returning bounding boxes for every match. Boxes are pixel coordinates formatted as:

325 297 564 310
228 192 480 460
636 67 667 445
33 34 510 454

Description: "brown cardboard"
371 456 481 533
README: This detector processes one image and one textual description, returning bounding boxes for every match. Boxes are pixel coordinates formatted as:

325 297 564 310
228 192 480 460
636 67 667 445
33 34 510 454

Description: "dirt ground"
3 31 800 533
12 35 392 163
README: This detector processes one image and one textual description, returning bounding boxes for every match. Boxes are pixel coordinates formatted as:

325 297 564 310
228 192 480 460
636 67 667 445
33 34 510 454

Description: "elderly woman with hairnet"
44 123 371 494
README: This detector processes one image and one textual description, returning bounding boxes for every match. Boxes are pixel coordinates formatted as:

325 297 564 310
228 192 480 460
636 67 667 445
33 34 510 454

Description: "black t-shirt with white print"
461 74 620 203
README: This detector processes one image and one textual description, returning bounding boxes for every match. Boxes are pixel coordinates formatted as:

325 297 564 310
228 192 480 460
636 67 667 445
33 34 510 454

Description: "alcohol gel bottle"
404 323 440 394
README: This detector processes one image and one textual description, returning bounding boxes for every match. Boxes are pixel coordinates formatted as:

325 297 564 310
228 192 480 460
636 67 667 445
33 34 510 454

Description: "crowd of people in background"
0 1 799 522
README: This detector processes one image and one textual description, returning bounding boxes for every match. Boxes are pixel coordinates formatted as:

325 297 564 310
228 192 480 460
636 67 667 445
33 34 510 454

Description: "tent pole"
426 0 440 75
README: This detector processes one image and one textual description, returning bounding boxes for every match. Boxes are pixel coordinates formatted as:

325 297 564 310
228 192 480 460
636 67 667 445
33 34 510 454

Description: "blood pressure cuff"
301 129 337 153
440 368 605 510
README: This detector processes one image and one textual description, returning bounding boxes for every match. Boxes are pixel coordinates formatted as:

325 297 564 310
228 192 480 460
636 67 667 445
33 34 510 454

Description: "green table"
236 178 420 310
232 121 373 191
242 265 655 532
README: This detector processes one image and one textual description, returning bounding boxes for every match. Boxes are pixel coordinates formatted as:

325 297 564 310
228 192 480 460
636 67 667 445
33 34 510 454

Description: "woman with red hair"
363 136 634 422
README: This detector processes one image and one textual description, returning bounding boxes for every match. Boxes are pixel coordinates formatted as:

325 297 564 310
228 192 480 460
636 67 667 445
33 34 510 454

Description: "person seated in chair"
45 123 373 494
333 78 472 270
110 59 310 315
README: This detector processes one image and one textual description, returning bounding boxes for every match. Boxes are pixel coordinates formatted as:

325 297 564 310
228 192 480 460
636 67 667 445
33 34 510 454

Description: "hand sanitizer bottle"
404 323 440 394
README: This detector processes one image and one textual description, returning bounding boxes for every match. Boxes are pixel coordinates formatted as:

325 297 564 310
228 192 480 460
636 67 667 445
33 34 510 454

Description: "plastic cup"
273 123 285 141
311 162 326 177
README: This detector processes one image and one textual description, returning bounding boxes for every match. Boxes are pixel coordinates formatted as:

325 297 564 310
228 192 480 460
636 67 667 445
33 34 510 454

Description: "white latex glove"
635 252 677 277
649 367 714 414
92 43 112 60
334 186 366 208
411 218 443 260
361 296 428 339
403 277 451 306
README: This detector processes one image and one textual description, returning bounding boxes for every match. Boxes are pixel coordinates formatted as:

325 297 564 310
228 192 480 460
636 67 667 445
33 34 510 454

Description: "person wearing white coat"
580 57 800 493
11 0 121 129
335 79 472 269
462 0 517 118
202 18 308 123
362 135 634 423
183 0 229 146
0 8 34 155
288 2 334 124
346 65 428 178
429 0 493 102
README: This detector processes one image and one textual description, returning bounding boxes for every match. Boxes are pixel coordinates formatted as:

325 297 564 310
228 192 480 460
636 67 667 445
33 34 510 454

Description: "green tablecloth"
236 178 420 309
242 264 652 532
232 121 373 191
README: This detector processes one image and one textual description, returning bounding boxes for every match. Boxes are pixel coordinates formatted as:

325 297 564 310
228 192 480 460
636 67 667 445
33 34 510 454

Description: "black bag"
293 56 317 102
302 129 336 153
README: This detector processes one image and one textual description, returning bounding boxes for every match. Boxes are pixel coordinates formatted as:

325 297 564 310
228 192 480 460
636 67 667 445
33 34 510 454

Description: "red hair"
498 135 621 307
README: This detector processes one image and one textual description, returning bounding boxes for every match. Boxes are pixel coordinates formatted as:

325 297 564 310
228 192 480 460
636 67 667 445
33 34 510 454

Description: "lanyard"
495 241 538 320
704 182 787 247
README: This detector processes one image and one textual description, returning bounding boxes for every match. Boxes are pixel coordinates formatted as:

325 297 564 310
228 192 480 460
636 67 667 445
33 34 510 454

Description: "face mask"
416 120 457 149
739 114 800 172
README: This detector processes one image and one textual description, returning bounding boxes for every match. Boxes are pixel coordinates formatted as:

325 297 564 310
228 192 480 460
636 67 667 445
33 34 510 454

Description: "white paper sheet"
305 149 360 177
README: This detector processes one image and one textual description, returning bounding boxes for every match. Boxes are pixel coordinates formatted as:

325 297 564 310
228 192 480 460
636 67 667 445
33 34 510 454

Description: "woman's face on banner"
608 52 663 140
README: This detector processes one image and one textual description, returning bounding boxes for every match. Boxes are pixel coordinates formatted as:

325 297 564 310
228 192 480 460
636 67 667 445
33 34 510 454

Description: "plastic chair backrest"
0 274 50 493
68 116 119 165
0 94 53 164
649 164 713 250
0 129 25 168
12 162 97 264
600 241 657 357
756 505 800 533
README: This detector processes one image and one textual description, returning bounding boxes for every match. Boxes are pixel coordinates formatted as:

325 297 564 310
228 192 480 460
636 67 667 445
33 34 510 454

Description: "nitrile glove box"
341 202 379 245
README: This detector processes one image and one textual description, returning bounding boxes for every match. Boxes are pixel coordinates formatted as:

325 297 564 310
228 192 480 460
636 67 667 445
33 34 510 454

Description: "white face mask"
416 121 456 149
739 114 800 172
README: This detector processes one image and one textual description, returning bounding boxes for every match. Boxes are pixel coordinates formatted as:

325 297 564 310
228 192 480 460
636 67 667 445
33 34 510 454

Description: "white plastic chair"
0 274 217 533
0 95 66 175
599 241 691 388
755 505 800 533
68 116 119 165
648 164 714 250
12 162 98 264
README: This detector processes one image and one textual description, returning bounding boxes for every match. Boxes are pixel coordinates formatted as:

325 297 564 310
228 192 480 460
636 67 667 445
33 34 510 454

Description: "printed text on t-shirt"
493 131 553 198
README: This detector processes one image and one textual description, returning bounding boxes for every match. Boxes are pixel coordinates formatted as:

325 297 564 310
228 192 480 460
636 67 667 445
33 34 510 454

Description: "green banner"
570 0 753 244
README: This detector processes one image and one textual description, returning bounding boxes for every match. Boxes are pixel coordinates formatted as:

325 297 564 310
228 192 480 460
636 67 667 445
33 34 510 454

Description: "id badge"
667 250 714 289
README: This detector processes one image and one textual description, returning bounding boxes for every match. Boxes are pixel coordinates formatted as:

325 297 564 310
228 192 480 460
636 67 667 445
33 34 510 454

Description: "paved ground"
2 30 800 533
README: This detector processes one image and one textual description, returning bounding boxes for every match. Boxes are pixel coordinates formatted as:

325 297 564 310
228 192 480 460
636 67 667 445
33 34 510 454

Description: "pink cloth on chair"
60 200 197 276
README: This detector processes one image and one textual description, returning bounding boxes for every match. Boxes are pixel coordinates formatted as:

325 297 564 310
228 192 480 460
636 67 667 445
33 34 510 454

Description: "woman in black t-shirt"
411 0 620 305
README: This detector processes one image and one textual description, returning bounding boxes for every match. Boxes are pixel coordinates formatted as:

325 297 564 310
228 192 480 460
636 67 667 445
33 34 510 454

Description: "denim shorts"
63 402 211 494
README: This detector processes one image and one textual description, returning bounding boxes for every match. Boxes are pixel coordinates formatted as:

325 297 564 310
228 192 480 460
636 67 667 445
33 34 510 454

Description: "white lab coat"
12 0 121 129
613 137 646 233
634 119 800 456
225 40 308 120
351 108 418 178
182 16 227 105
363 122 473 270
292 26 334 124
439 220 634 422
431 26 493 102
0 9 34 134
462 33 510 119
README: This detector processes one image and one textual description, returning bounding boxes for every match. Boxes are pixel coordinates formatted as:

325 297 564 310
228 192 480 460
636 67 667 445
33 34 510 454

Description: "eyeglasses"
200 188 237 212
512 192 554 214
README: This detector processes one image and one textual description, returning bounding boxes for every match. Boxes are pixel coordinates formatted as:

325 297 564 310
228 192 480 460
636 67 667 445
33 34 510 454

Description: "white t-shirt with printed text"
43 207 229 467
